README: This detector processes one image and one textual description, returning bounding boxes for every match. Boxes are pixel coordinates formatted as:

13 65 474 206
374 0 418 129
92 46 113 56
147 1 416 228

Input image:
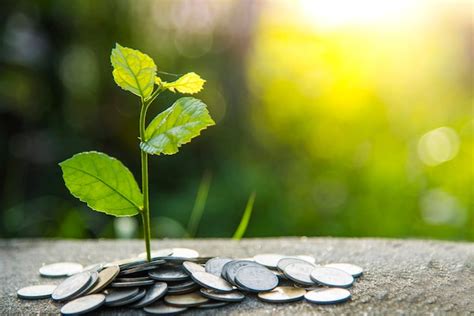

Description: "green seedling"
59 44 215 261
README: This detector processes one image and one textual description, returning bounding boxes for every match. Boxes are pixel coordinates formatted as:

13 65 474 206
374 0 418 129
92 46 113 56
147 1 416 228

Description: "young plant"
59 44 215 261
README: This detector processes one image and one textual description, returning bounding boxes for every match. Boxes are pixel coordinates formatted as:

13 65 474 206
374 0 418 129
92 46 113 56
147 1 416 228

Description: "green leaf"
110 43 157 99
59 151 143 217
140 97 215 155
163 72 206 94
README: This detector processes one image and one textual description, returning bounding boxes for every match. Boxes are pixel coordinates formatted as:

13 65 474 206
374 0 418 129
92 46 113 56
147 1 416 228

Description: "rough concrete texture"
1 237 473 315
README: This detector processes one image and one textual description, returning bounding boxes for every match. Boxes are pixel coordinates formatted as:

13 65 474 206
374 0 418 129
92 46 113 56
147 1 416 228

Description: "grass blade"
232 191 256 240
187 171 212 237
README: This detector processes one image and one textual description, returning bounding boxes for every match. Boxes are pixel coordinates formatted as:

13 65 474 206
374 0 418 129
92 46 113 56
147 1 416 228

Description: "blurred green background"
1 0 472 240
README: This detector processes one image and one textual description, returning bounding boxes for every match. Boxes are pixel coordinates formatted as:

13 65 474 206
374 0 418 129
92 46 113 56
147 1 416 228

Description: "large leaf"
140 97 215 155
110 43 156 99
60 151 143 216
163 72 206 94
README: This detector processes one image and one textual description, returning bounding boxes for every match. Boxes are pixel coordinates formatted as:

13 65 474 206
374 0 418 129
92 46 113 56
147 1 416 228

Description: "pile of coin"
17 248 363 315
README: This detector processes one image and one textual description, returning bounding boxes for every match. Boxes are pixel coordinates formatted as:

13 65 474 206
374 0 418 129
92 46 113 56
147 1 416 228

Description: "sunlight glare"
298 0 421 29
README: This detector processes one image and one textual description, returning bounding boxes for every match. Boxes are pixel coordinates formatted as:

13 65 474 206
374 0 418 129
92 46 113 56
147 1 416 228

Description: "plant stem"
139 100 151 261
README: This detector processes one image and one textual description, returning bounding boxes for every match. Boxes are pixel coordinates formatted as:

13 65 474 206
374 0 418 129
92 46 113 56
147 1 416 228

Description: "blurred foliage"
0 0 472 240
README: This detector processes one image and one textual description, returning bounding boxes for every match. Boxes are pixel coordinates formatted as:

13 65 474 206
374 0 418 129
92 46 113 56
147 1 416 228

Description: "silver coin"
52 271 91 301
222 260 262 285
149 267 189 282
143 302 187 315
253 254 286 269
187 256 216 264
115 276 151 282
272 270 287 280
167 284 199 295
105 287 139 305
60 294 105 315
39 262 83 277
324 263 363 277
17 285 57 300
130 282 168 308
138 248 174 259
119 261 163 276
305 288 351 304
197 301 229 309
187 256 215 264
277 258 315 271
310 267 354 288
104 257 146 269
205 257 233 277
167 280 199 294
108 288 146 307
164 291 209 307
294 284 321 291
168 248 199 259
160 248 200 262
296 255 316 264
87 266 120 294
110 279 154 287
257 286 306 303
182 261 205 275
167 280 196 291
234 266 279 292
122 259 164 271
191 271 234 292
239 257 255 261
71 271 99 299
80 263 105 274
200 288 245 302
283 263 315 286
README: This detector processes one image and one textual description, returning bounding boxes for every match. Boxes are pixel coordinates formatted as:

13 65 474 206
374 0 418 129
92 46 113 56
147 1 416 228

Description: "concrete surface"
1 237 473 315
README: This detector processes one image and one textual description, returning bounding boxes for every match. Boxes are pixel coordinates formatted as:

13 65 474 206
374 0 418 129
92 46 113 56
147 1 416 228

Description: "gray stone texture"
1 237 473 314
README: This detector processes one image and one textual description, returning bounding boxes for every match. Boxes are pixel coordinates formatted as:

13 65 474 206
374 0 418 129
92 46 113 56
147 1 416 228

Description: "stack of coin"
17 249 364 314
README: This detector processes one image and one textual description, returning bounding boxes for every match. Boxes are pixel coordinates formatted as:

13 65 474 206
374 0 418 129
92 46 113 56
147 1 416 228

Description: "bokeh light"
417 127 460 166
114 217 138 239
420 189 467 226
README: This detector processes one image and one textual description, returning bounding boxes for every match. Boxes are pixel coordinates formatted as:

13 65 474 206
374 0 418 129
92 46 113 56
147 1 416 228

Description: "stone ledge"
1 237 473 314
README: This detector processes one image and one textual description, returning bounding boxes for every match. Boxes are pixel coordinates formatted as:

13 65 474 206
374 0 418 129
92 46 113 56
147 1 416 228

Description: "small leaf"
111 43 157 99
163 72 206 94
140 97 215 155
60 151 143 217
